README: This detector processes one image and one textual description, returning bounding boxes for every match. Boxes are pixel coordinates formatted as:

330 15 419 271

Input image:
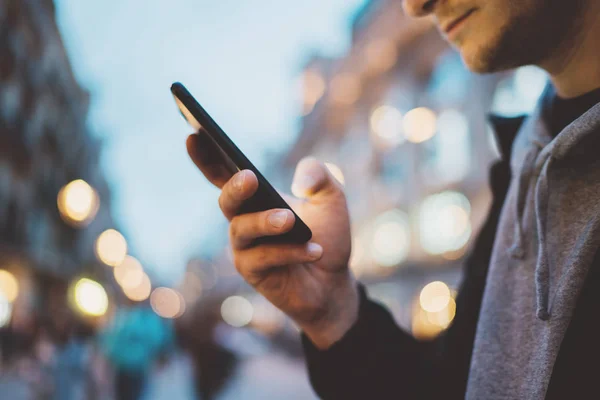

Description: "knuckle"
233 252 246 275
254 248 269 267
229 219 239 240
291 248 306 263
246 214 265 237
218 191 228 213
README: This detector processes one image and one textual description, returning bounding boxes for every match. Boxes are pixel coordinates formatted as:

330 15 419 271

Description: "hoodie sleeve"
301 285 423 399
301 159 512 400
301 264 489 400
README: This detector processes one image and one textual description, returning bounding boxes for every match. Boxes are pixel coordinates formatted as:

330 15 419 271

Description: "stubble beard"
462 0 587 74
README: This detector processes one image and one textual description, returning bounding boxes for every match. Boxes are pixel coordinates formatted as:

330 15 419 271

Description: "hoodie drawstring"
533 155 553 320
508 137 554 320
508 139 548 260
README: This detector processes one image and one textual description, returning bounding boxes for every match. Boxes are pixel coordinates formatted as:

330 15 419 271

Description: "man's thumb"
291 157 342 199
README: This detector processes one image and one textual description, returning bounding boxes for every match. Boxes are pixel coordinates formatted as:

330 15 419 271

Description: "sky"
54 0 367 284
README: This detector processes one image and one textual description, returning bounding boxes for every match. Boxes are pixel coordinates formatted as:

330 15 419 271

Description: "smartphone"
171 82 312 245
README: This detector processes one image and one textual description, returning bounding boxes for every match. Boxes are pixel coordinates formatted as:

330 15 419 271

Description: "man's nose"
403 0 438 17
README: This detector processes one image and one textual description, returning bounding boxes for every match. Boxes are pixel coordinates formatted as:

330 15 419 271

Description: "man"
186 0 600 398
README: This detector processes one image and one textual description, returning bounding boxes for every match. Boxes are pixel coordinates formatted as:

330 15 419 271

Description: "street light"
123 272 152 302
57 179 99 227
0 270 19 302
113 256 144 289
221 296 254 328
419 191 472 255
72 278 109 317
95 229 127 267
413 282 457 339
370 105 405 149
0 293 12 328
404 107 438 143
419 281 451 313
150 287 185 319
370 209 411 268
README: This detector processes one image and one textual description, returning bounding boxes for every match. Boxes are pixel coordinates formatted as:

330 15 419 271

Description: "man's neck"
541 3 600 99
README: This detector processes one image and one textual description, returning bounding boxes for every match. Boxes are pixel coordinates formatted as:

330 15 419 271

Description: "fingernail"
233 171 246 191
307 243 323 259
268 211 288 228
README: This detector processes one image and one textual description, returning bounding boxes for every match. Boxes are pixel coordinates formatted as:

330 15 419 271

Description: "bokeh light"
419 281 451 313
221 296 254 328
349 237 366 277
492 66 547 117
426 297 456 328
95 229 127 267
419 191 472 255
365 39 397 74
370 209 411 268
329 73 361 106
514 66 548 106
413 283 457 339
113 255 144 289
0 270 19 303
370 105 405 148
403 107 437 143
325 162 345 185
443 246 469 261
73 278 109 317
187 259 218 291
179 270 203 304
122 272 152 302
302 69 326 115
435 109 471 183
0 293 12 328
57 179 99 227
150 287 185 319
250 295 285 335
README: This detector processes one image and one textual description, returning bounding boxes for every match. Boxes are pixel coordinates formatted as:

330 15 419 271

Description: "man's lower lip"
446 10 475 40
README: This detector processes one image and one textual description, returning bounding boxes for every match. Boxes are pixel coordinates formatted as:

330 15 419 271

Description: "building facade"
273 0 547 335
0 0 116 324
188 0 548 339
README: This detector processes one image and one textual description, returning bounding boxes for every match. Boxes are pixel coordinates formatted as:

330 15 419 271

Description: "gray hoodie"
466 87 600 399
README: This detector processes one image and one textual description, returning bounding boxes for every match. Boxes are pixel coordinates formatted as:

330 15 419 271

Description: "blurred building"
281 0 499 266
271 0 547 336
184 0 548 341
0 0 117 329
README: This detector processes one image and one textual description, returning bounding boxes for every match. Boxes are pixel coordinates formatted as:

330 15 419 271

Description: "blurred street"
0 0 547 398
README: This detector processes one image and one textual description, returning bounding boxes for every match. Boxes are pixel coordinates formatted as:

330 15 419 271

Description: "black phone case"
171 82 312 245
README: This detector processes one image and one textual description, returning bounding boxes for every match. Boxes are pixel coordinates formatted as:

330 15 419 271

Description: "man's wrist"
300 275 360 350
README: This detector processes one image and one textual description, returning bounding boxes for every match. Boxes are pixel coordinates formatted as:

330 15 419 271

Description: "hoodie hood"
467 84 600 399
507 84 600 320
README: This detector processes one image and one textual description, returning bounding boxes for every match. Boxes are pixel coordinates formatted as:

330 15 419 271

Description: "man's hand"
187 132 359 348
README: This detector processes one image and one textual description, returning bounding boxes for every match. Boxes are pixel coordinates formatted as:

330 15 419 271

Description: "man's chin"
461 54 496 74
459 44 514 74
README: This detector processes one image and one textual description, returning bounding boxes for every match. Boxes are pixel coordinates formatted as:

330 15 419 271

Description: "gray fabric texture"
465 91 600 399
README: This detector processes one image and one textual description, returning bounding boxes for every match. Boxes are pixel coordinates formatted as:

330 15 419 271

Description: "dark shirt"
542 84 600 137
302 87 600 400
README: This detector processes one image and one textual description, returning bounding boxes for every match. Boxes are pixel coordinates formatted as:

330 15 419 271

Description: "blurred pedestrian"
0 311 48 399
176 298 238 400
53 321 98 400
185 0 600 399
141 349 196 400
100 306 170 400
